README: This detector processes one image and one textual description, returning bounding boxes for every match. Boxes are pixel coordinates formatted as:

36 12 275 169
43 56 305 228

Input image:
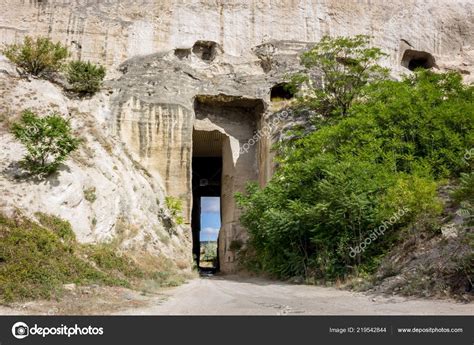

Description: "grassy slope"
0 212 187 303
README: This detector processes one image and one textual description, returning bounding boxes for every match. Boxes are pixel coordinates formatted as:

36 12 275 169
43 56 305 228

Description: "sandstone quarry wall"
0 56 192 267
1 0 473 272
0 0 472 78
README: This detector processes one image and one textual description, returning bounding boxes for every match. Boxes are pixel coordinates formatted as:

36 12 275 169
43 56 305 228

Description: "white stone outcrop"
0 57 191 265
0 1 472 80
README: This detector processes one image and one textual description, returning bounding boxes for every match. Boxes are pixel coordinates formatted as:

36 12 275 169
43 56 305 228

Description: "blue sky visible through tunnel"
200 197 220 242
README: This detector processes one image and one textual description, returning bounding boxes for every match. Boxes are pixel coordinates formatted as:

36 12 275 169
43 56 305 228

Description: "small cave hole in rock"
401 49 436 71
174 48 191 60
192 41 218 62
192 130 224 274
270 83 294 102
259 57 272 73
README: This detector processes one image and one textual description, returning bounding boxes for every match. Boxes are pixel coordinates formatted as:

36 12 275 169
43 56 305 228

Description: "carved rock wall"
0 1 472 80
1 0 473 272
0 57 192 267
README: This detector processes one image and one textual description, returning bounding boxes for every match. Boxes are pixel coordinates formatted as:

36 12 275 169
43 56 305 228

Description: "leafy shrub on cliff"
289 35 389 118
237 69 473 280
11 110 81 176
2 36 68 76
66 60 106 94
165 196 184 225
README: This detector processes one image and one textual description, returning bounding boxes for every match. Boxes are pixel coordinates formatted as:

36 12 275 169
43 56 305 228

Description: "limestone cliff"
0 0 473 273
0 1 472 80
0 56 191 265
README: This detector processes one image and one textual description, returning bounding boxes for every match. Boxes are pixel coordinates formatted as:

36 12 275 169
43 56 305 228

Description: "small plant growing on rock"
165 196 184 225
66 60 106 94
11 110 80 176
2 36 69 77
83 187 97 203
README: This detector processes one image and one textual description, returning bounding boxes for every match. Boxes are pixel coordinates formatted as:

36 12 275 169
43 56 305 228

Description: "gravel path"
116 275 473 315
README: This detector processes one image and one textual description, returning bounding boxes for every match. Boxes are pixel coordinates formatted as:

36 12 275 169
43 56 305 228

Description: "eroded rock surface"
0 0 473 272
0 57 191 266
0 1 472 80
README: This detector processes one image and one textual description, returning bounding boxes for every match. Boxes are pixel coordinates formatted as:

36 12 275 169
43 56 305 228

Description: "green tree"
2 36 68 76
290 35 388 118
66 60 106 94
11 110 81 176
201 242 218 262
237 69 473 280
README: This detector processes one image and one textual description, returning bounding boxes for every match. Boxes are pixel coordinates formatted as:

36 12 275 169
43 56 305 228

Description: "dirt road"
117 276 472 315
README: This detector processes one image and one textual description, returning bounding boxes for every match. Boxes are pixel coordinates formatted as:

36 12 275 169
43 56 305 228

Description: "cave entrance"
401 49 436 71
192 130 224 272
271 83 294 101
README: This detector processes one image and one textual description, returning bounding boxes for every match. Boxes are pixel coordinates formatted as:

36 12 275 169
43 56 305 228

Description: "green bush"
82 244 143 279
165 196 184 225
289 35 388 118
2 36 68 76
35 212 76 242
11 110 81 176
236 69 473 280
200 242 218 262
83 187 97 203
66 60 106 94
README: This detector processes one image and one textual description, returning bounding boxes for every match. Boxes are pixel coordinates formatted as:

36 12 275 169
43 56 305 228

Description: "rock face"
106 42 302 272
0 1 472 80
0 0 473 272
0 56 191 266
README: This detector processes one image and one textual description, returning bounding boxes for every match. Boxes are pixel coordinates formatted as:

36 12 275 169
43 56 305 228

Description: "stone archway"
192 95 264 273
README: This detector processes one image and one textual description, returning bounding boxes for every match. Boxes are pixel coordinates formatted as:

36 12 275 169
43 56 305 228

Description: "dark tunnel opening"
191 130 223 273
401 49 436 71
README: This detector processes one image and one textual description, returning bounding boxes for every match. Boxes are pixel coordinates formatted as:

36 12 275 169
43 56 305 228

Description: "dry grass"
0 213 191 303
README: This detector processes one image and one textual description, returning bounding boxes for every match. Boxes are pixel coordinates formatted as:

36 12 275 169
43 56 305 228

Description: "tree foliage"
11 110 81 176
2 36 68 76
290 35 388 118
66 60 106 94
201 242 218 262
237 66 473 280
